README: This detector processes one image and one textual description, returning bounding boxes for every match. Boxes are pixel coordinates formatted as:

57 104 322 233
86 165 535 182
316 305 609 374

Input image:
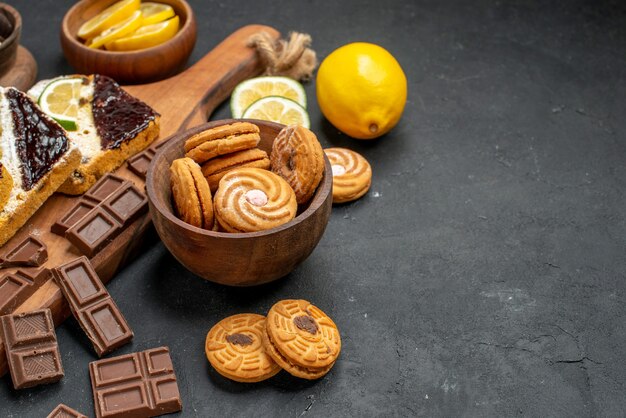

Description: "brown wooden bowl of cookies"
60 0 196 84
0 3 21 76
146 119 333 286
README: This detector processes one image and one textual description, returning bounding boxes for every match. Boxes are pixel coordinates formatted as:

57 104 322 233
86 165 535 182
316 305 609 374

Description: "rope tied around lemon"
247 31 317 82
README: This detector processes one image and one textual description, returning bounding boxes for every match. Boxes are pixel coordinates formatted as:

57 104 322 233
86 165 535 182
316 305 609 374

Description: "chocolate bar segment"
101 182 148 226
0 235 48 268
46 404 87 418
127 149 155 179
65 207 121 257
0 308 64 389
52 256 132 357
85 173 128 203
90 347 182 418
0 268 50 315
51 199 98 235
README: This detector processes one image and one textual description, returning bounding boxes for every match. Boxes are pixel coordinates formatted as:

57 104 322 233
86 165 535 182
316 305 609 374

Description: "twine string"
247 31 317 82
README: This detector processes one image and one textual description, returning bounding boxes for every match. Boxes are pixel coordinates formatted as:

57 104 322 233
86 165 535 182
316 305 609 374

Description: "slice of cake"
30 75 160 195
0 87 81 245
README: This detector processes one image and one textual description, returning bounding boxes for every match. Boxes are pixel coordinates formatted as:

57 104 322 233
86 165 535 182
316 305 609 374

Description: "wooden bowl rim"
146 119 333 239
0 3 21 53
61 0 195 56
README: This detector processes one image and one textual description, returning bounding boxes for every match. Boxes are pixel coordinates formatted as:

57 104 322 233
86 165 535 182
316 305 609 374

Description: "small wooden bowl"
0 3 21 76
60 0 196 84
146 120 333 286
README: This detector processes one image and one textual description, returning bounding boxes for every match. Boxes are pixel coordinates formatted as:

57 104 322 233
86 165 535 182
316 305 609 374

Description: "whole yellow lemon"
316 42 407 140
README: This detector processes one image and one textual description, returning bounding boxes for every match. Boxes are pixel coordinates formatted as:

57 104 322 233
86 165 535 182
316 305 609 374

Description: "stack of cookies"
205 299 341 382
169 122 325 233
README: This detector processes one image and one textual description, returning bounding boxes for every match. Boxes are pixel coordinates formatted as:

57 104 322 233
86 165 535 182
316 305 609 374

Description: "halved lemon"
241 96 310 128
230 76 306 119
105 16 179 51
77 0 140 40
140 2 175 26
87 10 143 49
37 78 85 131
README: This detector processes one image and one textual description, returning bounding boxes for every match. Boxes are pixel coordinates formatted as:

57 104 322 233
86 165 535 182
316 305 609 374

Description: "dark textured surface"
2 0 626 416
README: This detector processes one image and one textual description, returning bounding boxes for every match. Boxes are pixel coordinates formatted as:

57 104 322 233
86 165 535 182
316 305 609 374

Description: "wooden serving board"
0 24 280 377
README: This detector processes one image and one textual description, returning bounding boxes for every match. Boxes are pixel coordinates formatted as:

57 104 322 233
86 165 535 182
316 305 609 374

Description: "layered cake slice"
30 75 160 195
0 87 81 245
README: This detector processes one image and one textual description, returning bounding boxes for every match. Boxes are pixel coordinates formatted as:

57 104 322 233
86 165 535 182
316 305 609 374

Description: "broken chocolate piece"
0 235 47 268
0 308 64 389
52 256 132 357
46 404 87 418
51 199 98 236
127 150 155 179
0 268 50 315
65 207 121 257
89 346 182 418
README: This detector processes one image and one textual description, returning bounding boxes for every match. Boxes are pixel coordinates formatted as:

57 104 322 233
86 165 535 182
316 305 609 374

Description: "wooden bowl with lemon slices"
61 0 196 84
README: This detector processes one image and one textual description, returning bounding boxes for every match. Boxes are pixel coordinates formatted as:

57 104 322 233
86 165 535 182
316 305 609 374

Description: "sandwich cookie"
206 314 281 383
324 148 372 203
170 157 214 230
184 122 260 164
270 125 324 204
201 148 270 193
263 299 341 380
213 167 297 233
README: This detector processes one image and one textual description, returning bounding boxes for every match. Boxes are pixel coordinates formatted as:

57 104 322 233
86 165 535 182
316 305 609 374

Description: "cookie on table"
170 157 214 229
270 125 324 204
201 148 270 193
184 122 260 164
263 299 341 380
205 314 281 383
324 147 372 203
213 167 297 233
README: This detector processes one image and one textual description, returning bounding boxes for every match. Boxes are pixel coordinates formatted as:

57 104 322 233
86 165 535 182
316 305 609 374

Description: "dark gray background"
2 0 626 416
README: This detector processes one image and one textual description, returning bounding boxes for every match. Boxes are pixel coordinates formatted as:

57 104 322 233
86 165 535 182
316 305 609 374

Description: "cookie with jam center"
264 299 341 378
170 157 214 229
205 313 281 383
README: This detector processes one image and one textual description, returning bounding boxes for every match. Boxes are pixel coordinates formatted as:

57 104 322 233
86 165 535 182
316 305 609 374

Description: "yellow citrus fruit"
87 10 143 49
105 16 179 51
316 42 407 140
77 0 140 40
139 2 175 26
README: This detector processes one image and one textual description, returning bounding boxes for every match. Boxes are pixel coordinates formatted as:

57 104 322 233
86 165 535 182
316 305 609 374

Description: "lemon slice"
37 78 85 131
105 16 179 51
87 10 143 49
77 0 140 40
140 2 175 26
230 76 306 119
242 96 310 128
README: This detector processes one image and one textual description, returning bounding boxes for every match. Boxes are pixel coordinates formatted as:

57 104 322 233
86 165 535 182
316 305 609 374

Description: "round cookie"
185 122 260 164
264 299 341 378
213 167 297 233
270 125 324 204
170 157 214 229
324 148 372 203
201 148 270 193
206 314 281 383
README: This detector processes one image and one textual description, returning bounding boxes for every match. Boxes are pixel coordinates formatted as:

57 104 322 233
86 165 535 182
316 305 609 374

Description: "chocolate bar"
101 182 148 226
0 235 48 268
47 404 87 418
85 173 128 203
52 256 132 357
65 207 122 258
0 268 50 315
90 346 182 418
0 308 64 389
51 199 98 235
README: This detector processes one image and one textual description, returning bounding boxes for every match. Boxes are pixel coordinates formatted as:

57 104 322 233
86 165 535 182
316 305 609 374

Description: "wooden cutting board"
0 24 280 377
